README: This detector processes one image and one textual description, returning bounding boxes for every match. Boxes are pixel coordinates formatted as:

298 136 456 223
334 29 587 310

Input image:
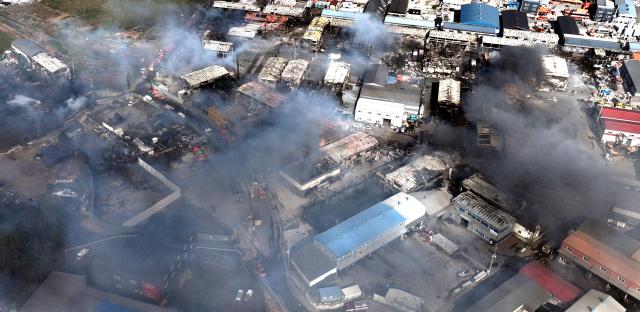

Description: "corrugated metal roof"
563 34 622 50
464 273 551 312
321 9 365 20
618 0 636 17
180 65 229 87
462 174 517 212
258 57 288 83
604 120 640 135
320 131 378 163
237 81 287 108
385 155 447 192
32 53 68 73
11 38 44 57
460 3 499 29
213 1 261 11
281 59 309 86
314 192 426 258
566 290 625 312
263 4 305 17
384 15 435 29
452 192 515 232
437 79 461 105
442 22 497 34
318 286 343 302
519 262 581 302
561 230 640 288
629 41 640 52
203 40 234 53
600 106 640 124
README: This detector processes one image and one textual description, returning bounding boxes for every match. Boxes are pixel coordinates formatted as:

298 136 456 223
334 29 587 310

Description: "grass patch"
41 0 203 28
0 31 15 52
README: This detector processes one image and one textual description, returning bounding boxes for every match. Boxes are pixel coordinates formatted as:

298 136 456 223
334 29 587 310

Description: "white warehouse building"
290 192 427 287
354 85 422 128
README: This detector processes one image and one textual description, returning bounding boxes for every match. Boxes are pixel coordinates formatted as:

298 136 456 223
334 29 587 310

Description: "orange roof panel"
563 231 640 287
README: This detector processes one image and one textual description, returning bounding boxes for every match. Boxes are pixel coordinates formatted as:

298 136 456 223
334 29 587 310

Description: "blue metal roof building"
618 0 637 18
460 3 499 29
629 41 640 51
443 21 497 34
313 192 426 269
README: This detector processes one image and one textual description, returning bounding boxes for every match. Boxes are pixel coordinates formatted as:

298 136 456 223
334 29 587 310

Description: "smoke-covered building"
355 64 422 128
11 38 69 77
280 59 309 89
437 79 461 115
203 40 234 56
384 155 448 192
20 272 172 312
462 174 519 213
236 81 287 113
463 262 580 311
558 220 640 301
319 131 379 165
257 57 289 88
88 235 194 305
451 192 516 244
279 159 341 196
541 55 569 90
324 61 351 93
180 65 230 89
290 192 427 286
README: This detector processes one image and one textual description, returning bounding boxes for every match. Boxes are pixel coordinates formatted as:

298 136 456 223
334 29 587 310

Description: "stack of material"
281 59 309 87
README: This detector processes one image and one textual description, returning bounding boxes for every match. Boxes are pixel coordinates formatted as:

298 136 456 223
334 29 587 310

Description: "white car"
76 248 90 261
235 289 244 301
244 289 253 301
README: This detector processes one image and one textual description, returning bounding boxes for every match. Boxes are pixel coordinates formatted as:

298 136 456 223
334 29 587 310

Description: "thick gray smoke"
465 47 610 236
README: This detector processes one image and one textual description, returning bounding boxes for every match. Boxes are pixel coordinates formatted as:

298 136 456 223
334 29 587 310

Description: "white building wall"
354 98 405 128
602 130 640 147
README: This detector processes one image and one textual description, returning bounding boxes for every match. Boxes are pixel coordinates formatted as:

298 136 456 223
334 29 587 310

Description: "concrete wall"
122 159 181 227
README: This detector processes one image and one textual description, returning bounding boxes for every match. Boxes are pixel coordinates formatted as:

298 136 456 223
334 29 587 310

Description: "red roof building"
558 223 640 301
519 262 581 303
599 107 640 146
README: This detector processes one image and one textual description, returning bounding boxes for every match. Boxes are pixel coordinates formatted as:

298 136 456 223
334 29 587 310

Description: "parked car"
457 270 471 278
235 289 244 301
244 289 254 301
75 248 90 261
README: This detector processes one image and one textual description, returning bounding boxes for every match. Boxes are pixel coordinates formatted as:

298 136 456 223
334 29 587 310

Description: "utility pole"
488 245 497 274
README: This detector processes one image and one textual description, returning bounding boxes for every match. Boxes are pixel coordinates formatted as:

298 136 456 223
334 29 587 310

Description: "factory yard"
2 0 640 309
